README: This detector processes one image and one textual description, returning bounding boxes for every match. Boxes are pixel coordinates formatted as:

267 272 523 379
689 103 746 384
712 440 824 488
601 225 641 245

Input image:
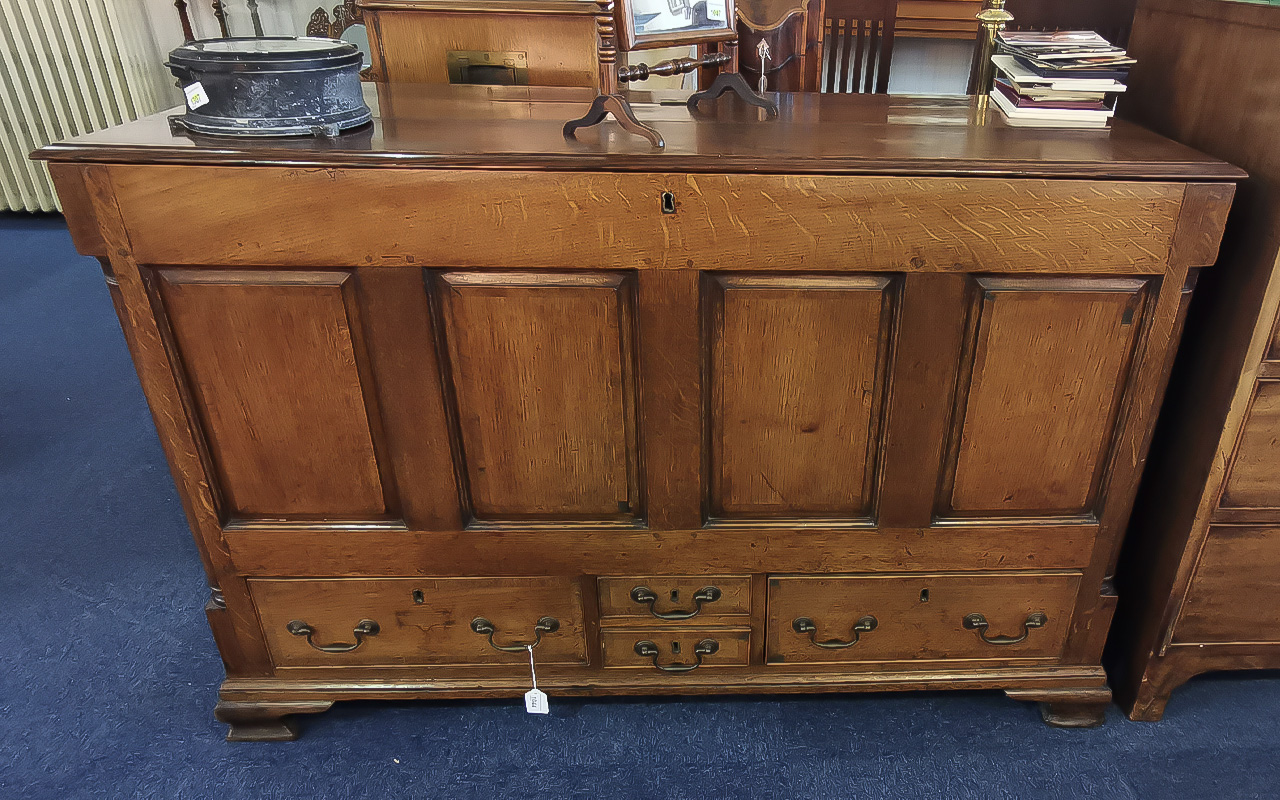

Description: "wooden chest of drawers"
1106 0 1280 720
34 84 1242 740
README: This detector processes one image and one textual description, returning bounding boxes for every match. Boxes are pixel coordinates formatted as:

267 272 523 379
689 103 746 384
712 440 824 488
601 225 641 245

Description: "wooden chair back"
822 0 899 93
735 0 823 92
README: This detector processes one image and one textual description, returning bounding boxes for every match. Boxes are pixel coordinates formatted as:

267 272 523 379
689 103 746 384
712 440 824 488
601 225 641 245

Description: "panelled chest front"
36 85 1242 738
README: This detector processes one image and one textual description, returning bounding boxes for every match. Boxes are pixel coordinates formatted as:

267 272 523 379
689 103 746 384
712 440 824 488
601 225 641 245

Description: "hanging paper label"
524 688 549 714
183 82 209 110
525 644 549 714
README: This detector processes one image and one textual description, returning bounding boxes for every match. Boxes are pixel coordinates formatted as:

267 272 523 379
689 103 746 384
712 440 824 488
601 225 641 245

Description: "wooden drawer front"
598 576 751 623
109 166 1185 274
1220 381 1280 511
250 577 587 667
766 573 1080 664
600 628 752 669
1174 526 1280 644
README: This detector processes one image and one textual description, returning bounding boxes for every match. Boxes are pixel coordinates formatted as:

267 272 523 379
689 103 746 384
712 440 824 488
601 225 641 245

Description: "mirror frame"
615 0 739 51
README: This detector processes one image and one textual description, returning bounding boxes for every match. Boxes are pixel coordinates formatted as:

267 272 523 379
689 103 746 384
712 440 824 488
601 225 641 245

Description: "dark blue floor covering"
2 211 1278 800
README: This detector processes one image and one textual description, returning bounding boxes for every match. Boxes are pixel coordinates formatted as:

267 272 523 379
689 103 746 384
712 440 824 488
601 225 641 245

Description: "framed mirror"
616 0 738 51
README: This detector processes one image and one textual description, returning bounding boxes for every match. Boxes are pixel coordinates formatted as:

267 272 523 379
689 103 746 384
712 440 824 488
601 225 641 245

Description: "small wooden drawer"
1174 525 1280 644
1217 380 1280 513
597 575 751 624
600 628 752 670
250 577 587 667
766 573 1080 664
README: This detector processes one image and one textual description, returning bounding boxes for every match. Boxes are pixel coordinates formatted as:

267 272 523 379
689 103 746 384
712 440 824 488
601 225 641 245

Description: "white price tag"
183 82 209 110
524 688 549 714
524 644 549 714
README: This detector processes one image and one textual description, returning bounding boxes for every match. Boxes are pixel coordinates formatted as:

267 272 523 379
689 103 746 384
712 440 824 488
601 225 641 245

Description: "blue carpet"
2 211 1278 799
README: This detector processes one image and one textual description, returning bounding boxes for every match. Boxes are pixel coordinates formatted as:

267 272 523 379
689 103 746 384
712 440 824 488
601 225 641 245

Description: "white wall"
887 37 974 96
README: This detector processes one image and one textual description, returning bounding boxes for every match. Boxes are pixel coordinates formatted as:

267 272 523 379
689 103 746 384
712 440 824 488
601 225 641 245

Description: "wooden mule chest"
34 84 1242 739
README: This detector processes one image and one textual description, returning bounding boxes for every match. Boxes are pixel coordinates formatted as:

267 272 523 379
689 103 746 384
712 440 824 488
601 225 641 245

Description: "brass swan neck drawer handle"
286 619 379 653
629 585 722 620
470 616 560 652
633 639 719 672
792 615 878 649
962 612 1048 645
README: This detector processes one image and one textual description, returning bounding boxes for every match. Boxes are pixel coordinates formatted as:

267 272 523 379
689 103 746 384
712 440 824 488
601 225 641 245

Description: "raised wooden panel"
707 275 897 521
1220 381 1280 510
1173 526 1280 644
251 577 587 667
941 277 1151 518
435 271 640 522
766 572 1081 664
154 269 391 521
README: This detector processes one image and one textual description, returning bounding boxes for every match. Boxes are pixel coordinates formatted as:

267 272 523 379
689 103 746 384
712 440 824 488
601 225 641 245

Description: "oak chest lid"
33 83 1245 181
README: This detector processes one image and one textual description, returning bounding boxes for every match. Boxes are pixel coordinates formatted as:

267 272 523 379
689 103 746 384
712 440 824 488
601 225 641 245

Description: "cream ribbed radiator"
0 0 175 211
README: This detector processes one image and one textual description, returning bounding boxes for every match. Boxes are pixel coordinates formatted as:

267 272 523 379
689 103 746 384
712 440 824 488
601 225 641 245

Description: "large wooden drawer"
1174 526 1280 643
250 577 587 667
766 573 1081 664
106 166 1186 274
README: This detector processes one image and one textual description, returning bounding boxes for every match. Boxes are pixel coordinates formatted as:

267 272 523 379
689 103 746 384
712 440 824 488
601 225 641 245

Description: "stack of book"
988 31 1134 128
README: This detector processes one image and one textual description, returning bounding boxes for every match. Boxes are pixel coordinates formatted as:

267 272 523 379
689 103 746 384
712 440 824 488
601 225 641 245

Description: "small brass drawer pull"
629 585 722 620
634 638 719 672
286 619 379 653
963 612 1048 645
792 615 878 649
471 616 560 652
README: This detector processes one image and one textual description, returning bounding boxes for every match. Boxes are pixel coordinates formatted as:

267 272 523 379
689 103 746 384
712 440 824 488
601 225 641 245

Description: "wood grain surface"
1107 0 1280 720
766 572 1081 664
32 84 1244 181
37 80 1241 736
251 577 588 667
435 271 640 522
707 274 895 520
154 270 393 521
942 277 1150 518
107 167 1188 273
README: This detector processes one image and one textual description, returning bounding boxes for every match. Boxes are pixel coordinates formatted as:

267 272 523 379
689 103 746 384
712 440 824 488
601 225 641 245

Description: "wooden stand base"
687 72 778 117
563 94 664 147
1006 686 1111 728
214 699 334 742
1111 647 1276 722
215 672 1115 740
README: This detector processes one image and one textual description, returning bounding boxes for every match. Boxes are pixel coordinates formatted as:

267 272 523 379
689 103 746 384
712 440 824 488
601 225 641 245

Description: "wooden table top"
33 83 1245 181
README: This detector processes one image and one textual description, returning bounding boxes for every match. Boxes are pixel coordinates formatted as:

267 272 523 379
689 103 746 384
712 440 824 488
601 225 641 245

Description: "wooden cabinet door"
434 271 641 525
705 274 899 524
153 269 397 524
937 277 1153 520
